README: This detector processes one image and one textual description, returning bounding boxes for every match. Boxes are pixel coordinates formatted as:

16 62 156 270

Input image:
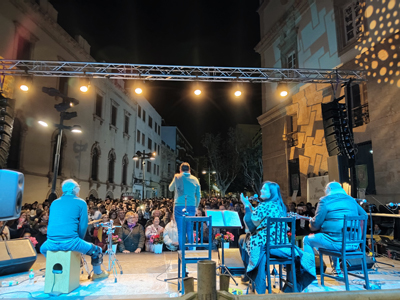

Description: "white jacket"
163 220 179 251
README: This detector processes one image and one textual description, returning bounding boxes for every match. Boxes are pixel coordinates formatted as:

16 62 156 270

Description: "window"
137 129 141 143
148 116 153 128
138 105 142 118
154 122 158 133
148 138 152 150
288 158 301 197
147 161 152 173
59 77 69 96
142 133 145 146
111 105 117 126
16 35 32 60
91 146 100 181
168 163 171 173
158 144 160 155
136 160 140 169
108 150 116 183
158 125 161 135
124 114 129 134
95 94 103 118
343 1 362 44
157 165 160 176
122 155 128 185
154 163 157 175
142 110 146 122
287 50 296 69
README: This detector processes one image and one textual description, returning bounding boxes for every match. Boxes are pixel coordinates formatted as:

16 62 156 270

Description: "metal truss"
0 60 365 83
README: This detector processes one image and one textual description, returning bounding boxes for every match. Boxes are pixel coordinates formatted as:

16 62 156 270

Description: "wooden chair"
178 216 213 294
44 251 81 294
265 217 297 293
318 215 370 291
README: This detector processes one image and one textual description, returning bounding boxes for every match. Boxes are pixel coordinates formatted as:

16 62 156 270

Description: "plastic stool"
44 251 80 294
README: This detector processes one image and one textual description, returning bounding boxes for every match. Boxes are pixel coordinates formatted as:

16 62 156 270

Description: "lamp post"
133 150 156 200
202 167 216 197
40 87 81 201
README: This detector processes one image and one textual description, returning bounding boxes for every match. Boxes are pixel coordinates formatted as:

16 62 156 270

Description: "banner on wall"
307 175 329 205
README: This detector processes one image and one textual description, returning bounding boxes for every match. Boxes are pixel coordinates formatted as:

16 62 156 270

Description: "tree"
240 143 263 195
202 127 241 197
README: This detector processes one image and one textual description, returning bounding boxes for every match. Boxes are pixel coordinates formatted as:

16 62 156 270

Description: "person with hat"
40 179 108 280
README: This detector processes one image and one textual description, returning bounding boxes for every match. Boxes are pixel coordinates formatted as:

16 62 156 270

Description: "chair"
265 217 297 294
178 216 213 294
44 251 81 294
318 215 370 291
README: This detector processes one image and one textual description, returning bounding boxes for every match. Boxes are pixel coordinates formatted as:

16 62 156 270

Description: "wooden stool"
44 251 81 294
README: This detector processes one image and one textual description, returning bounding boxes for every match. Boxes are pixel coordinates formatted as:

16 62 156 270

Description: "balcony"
286 132 298 148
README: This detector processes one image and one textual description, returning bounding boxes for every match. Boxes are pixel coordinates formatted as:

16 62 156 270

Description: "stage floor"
1 250 400 299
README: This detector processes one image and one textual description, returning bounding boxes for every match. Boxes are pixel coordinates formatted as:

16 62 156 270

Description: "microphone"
356 199 367 205
249 194 259 201
387 202 400 208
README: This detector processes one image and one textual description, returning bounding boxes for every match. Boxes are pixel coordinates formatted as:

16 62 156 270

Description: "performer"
239 181 316 293
40 179 108 280
169 162 201 250
303 181 368 275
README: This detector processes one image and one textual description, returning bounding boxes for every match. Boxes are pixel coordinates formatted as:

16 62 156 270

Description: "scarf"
128 223 136 230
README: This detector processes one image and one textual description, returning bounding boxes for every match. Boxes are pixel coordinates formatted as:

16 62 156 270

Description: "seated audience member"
374 224 382 235
0 221 10 241
9 212 31 238
93 214 110 252
145 217 164 252
145 210 165 228
35 223 47 253
118 212 144 254
163 212 179 251
114 210 126 226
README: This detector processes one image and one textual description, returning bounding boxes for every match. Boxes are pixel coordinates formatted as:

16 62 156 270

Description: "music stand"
206 210 242 286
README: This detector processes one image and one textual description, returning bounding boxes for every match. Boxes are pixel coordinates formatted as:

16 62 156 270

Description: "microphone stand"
365 201 394 268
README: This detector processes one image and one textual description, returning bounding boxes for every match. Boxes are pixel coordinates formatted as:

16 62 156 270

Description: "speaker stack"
0 93 15 169
0 239 37 276
0 169 24 221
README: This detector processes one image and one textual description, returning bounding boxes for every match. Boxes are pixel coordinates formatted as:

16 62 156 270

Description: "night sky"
49 0 262 155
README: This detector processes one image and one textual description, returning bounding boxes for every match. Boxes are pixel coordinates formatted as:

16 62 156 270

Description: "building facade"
132 96 162 199
256 0 400 203
0 0 164 203
159 141 176 198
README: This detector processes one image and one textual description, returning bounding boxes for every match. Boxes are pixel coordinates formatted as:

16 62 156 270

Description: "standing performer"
303 181 368 276
40 179 108 280
169 162 201 250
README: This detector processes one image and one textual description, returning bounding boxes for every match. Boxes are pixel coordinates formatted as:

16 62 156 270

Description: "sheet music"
222 210 242 227
206 210 225 227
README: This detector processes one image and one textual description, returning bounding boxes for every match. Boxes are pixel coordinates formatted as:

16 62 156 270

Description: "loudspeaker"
0 239 37 276
327 155 349 184
218 248 245 275
0 169 24 221
345 256 374 271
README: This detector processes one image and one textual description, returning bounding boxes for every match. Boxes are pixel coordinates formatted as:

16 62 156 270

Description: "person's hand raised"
240 193 251 207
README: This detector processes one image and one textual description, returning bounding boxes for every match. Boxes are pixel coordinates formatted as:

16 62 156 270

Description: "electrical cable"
158 260 177 286
0 270 45 288
0 291 53 299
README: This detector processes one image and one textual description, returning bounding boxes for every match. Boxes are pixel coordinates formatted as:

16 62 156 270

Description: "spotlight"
80 79 90 93
234 90 242 97
277 82 289 98
80 85 89 93
135 88 143 94
20 84 29 92
194 89 201 96
71 125 82 133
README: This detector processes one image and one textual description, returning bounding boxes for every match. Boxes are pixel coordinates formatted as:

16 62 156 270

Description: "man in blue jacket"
40 179 108 280
169 162 201 250
303 181 368 275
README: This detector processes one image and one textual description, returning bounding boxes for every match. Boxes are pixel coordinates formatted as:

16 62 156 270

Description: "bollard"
183 277 195 294
197 260 217 300
219 274 230 292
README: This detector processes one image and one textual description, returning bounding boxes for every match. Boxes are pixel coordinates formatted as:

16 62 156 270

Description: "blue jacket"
311 193 367 241
169 172 201 207
47 195 88 241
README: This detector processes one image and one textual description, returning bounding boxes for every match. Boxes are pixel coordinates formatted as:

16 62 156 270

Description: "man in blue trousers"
169 162 201 251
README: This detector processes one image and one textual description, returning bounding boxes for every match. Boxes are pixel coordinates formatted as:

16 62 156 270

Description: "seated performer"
40 179 108 280
239 181 316 293
303 181 368 276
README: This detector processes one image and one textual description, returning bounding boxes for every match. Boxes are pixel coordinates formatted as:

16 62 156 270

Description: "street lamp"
133 150 156 200
41 87 80 201
202 167 216 197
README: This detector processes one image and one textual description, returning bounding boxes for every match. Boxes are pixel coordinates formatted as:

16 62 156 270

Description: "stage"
1 250 400 299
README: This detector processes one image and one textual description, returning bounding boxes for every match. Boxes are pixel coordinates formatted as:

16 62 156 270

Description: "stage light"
79 78 90 93
20 84 29 92
277 82 289 98
135 87 143 94
133 156 139 161
38 121 48 127
234 90 242 97
194 89 201 96
80 85 89 93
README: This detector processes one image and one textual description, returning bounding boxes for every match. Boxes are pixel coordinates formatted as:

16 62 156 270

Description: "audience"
145 216 164 252
118 212 144 253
